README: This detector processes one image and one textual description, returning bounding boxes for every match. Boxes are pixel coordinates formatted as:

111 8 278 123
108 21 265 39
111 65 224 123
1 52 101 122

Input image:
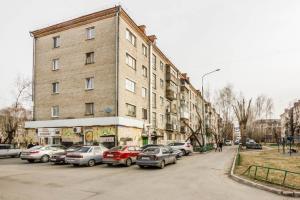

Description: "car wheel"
181 149 186 156
27 160 34 163
125 158 132 167
159 160 165 169
87 159 96 167
139 165 145 168
107 163 113 167
41 155 49 163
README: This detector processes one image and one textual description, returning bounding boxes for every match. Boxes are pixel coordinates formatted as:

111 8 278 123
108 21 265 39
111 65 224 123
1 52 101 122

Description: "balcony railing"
180 126 188 133
166 123 177 131
166 89 177 100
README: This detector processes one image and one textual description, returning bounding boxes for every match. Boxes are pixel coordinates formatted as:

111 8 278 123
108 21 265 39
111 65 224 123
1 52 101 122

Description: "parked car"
0 144 21 158
141 144 183 159
136 146 177 169
50 145 82 164
20 145 66 163
224 140 232 146
234 140 240 145
168 142 193 156
102 145 141 167
246 141 262 149
65 145 107 167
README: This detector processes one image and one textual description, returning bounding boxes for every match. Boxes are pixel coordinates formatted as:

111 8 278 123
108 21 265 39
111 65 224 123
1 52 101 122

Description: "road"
0 146 292 200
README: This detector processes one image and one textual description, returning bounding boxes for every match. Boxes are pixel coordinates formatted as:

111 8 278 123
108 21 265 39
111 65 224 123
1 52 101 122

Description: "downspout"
115 6 120 146
149 43 153 144
30 32 36 121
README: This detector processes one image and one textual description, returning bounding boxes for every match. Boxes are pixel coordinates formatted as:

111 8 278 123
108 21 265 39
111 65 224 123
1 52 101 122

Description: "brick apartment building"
25 6 221 147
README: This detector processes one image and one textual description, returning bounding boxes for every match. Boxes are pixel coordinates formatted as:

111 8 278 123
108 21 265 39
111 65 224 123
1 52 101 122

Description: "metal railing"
243 165 300 190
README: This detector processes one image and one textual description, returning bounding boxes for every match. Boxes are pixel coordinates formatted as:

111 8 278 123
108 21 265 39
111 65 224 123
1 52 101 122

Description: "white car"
21 145 66 163
168 142 193 156
0 144 21 158
225 140 232 146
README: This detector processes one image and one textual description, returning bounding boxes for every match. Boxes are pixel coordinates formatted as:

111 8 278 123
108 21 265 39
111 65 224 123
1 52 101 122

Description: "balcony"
166 73 178 83
180 126 188 133
180 111 190 120
166 123 177 131
166 89 177 100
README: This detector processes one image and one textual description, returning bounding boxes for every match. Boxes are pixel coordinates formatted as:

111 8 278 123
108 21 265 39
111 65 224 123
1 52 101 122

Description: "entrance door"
142 137 148 145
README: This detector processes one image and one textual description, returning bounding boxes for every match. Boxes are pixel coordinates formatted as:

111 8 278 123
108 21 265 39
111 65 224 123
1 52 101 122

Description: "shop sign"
38 128 61 137
100 136 115 143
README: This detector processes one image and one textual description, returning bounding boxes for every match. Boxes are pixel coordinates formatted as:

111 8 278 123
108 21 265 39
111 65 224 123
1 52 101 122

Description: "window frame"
142 108 148 120
51 106 59 118
86 26 95 40
126 53 136 70
126 103 136 117
125 29 136 46
125 78 136 93
160 61 164 71
52 82 59 94
85 102 94 115
152 54 156 70
141 87 147 98
142 65 147 77
53 36 60 48
85 52 95 65
85 77 94 90
142 44 148 57
52 58 59 71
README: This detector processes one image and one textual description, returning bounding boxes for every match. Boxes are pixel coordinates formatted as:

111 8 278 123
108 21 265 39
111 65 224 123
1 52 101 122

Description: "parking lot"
0 146 291 200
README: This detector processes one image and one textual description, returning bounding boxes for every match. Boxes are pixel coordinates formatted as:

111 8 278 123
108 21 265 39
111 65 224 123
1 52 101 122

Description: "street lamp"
201 69 221 146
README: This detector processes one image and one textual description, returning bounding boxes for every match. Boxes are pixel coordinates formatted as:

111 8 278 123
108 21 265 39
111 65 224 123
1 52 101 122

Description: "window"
86 27 95 40
152 74 156 89
142 66 147 77
142 44 147 57
142 87 147 98
53 36 60 48
85 77 94 90
160 61 164 71
126 53 136 70
152 92 156 108
160 79 164 88
142 108 148 120
52 59 59 70
160 114 164 125
125 79 135 93
152 54 156 69
51 106 59 117
160 96 164 106
126 103 136 117
52 82 59 94
86 52 94 64
152 112 157 127
85 103 94 115
125 29 136 46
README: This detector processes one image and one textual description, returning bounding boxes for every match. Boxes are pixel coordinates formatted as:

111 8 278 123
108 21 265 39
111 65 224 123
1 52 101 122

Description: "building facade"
253 119 281 143
25 6 221 147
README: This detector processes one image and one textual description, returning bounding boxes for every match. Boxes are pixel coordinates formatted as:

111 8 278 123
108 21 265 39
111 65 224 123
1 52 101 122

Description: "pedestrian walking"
213 143 217 152
219 141 223 152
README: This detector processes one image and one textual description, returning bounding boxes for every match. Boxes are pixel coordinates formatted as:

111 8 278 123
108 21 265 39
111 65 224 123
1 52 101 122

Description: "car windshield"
110 146 126 151
30 146 43 150
143 147 160 154
77 147 91 153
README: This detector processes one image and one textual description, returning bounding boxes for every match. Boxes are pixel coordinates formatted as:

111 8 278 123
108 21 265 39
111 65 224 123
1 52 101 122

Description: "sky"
0 0 299 118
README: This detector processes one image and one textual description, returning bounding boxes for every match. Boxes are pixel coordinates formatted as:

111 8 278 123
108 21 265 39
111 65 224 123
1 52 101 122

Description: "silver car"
20 145 66 163
65 145 107 167
168 142 193 156
0 144 21 158
136 146 177 169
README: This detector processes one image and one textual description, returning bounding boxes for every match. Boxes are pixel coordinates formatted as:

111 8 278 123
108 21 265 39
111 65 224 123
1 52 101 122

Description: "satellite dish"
104 107 113 113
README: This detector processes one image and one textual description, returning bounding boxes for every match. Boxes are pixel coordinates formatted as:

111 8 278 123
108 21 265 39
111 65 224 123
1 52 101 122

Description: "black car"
246 142 262 149
50 145 82 164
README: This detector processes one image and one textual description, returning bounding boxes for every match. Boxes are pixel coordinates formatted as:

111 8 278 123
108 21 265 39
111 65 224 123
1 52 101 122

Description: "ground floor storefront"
25 117 188 148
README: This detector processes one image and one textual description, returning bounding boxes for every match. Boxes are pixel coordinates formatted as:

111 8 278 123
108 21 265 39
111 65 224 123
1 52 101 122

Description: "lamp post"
201 69 221 146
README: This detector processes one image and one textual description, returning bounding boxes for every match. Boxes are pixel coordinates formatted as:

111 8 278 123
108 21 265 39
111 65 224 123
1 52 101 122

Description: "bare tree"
232 97 252 145
0 76 32 144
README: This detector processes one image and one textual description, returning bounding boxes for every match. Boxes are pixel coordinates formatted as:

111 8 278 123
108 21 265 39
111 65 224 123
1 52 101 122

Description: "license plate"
107 154 113 157
142 157 150 160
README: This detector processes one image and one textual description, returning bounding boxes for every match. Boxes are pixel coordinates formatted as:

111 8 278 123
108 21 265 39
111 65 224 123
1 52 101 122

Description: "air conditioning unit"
73 127 82 133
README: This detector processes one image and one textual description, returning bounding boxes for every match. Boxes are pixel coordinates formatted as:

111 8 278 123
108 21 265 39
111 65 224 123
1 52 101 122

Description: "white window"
85 103 94 115
86 52 94 64
160 61 164 71
52 82 59 94
51 106 59 117
53 36 60 48
142 66 147 77
86 27 95 40
142 87 147 98
160 79 164 88
125 79 135 93
126 29 136 46
126 53 136 70
52 59 59 70
142 44 147 57
126 103 136 117
85 77 94 90
152 54 156 69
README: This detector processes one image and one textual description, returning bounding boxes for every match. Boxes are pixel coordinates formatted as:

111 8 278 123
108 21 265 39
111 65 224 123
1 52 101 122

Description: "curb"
229 149 300 198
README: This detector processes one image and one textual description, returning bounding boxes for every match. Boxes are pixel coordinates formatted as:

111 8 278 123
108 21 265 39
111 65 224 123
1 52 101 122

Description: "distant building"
253 119 281 143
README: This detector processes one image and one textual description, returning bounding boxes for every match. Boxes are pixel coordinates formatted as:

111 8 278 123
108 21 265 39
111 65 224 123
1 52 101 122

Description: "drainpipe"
30 32 36 121
115 6 120 146
149 44 153 144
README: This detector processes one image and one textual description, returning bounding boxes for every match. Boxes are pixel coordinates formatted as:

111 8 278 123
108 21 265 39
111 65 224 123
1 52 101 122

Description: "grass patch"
235 148 300 190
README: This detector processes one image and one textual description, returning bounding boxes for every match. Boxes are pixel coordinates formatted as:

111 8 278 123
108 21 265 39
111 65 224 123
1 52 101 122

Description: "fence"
243 165 300 190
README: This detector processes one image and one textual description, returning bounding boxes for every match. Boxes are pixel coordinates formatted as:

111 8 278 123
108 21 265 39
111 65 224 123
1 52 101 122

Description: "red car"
102 146 141 167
